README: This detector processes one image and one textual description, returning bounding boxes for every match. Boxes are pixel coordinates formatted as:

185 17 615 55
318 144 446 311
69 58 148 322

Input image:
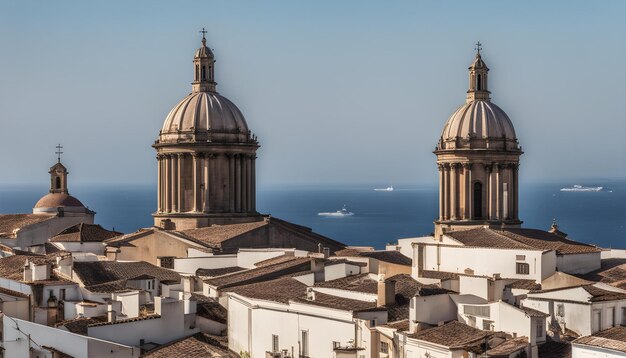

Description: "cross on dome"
475 41 482 55
55 144 63 163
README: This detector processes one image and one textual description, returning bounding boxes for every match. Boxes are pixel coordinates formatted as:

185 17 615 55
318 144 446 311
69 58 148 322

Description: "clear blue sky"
1 1 624 186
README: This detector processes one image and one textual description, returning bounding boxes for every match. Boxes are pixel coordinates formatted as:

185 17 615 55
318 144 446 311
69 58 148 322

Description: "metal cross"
475 41 482 54
55 144 63 163
199 28 208 39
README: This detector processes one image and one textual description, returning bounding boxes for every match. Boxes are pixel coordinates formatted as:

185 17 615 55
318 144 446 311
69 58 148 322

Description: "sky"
0 1 625 186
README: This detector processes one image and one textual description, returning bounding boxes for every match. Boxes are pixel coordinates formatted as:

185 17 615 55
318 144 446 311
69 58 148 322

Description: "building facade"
153 33 261 230
434 46 522 238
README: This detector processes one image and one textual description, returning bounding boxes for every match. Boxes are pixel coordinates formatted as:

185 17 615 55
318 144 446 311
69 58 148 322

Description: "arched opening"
201 65 206 80
55 177 61 190
477 74 482 91
195 65 199 81
473 181 482 219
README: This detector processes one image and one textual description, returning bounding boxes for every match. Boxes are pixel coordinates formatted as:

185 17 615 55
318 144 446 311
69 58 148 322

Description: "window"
159 257 174 269
536 321 543 338
477 74 482 90
332 341 341 349
622 308 626 325
516 262 530 275
370 319 377 327
201 65 206 80
380 341 389 354
272 335 279 353
464 305 490 318
300 330 309 357
59 289 66 301
55 177 61 190
608 307 615 327
473 182 483 219
482 320 494 331
516 255 526 261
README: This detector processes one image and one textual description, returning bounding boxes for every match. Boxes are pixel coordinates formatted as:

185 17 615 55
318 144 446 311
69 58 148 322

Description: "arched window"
195 65 199 81
473 182 482 219
201 65 206 80
55 177 61 190
477 74 482 91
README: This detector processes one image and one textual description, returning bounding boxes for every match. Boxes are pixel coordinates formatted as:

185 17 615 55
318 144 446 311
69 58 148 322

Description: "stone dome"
33 193 86 213
438 101 519 151
159 92 251 143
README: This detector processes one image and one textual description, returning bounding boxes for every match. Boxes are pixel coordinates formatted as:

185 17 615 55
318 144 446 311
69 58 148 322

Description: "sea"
1 180 625 249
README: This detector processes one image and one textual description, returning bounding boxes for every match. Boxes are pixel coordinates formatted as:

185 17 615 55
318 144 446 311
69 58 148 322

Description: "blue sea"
1 181 625 249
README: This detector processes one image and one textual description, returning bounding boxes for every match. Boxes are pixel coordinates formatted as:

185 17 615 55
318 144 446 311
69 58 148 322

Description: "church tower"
434 44 522 239
153 30 261 230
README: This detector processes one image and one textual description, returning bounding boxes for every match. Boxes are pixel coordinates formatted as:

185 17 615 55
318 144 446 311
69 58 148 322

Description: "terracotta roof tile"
486 337 528 356
192 294 227 324
204 257 313 290
141 333 233 357
72 261 181 288
50 223 121 243
293 291 382 312
573 327 626 353
0 214 55 238
408 321 490 349
582 285 626 302
88 314 161 327
507 279 541 291
226 276 309 304
254 255 299 267
55 316 107 335
421 270 460 280
537 341 571 358
325 258 367 267
179 221 268 247
518 305 549 317
0 253 56 281
315 273 377 293
196 267 246 277
335 249 412 266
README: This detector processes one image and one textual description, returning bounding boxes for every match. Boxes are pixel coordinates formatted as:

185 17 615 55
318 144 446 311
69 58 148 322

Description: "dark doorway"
473 182 483 219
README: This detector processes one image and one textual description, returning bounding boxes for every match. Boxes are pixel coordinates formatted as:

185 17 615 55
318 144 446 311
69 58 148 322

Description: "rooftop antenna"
55 144 63 163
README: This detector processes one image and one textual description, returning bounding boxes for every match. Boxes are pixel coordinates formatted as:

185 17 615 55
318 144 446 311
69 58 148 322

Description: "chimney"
306 287 315 300
323 247 330 259
107 309 117 323
23 261 32 282
415 244 425 277
377 278 396 307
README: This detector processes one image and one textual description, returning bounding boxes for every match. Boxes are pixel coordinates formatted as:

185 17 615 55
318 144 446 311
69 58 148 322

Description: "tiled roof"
315 274 377 293
50 223 121 243
179 221 268 248
486 337 528 356
293 291 382 312
104 228 155 247
574 327 626 353
408 321 490 349
382 319 410 331
507 279 541 291
325 258 367 267
0 214 55 238
254 254 299 267
226 276 309 304
0 253 55 281
518 305 549 317
446 227 600 255
335 249 412 266
538 341 571 358
0 286 29 298
56 316 107 335
421 270 460 280
583 285 626 302
334 247 374 256
579 258 626 289
192 294 227 324
141 333 233 357
204 257 313 290
88 314 161 327
196 267 246 277
72 261 181 289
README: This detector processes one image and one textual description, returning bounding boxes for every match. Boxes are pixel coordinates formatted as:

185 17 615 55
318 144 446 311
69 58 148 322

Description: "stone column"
438 164 444 221
487 164 495 220
513 163 519 220
463 163 472 220
450 163 458 220
192 153 202 212
243 155 250 213
177 154 184 212
228 154 235 212
171 154 178 212
443 164 450 220
164 155 170 212
203 154 212 212
235 154 241 212
495 164 501 220
156 155 162 213
251 155 256 212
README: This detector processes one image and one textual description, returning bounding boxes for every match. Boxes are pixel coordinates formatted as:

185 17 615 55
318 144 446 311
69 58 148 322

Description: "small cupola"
466 41 491 103
192 28 217 93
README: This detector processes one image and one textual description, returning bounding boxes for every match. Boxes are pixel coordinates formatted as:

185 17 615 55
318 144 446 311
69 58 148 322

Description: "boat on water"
318 205 354 217
560 185 603 192
374 185 394 192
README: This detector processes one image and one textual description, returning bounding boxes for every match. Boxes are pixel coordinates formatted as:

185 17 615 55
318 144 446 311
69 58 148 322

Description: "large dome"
33 193 86 214
438 100 518 150
159 92 250 143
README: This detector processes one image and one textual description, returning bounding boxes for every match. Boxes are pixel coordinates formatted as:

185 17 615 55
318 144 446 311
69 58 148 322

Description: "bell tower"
50 144 68 194
434 44 522 239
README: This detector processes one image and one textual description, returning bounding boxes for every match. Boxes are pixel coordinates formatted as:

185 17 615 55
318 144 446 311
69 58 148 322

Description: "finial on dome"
200 27 208 46
55 144 63 163
475 41 482 55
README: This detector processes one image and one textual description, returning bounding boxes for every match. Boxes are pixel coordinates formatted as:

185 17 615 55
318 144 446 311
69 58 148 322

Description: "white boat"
374 185 394 192
560 185 603 192
318 205 354 217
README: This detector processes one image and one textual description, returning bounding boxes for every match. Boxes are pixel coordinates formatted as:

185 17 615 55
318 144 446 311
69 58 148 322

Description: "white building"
523 282 626 336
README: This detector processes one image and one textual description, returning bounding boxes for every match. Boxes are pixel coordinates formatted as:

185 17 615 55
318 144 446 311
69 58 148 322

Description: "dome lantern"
466 41 491 103
192 28 217 93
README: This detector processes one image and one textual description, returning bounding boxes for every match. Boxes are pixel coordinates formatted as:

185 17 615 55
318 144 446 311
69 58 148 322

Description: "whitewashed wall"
557 252 601 275
173 254 238 274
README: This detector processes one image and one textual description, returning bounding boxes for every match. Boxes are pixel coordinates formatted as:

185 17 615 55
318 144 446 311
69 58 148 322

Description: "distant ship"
560 185 603 192
318 205 354 217
374 185 394 192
